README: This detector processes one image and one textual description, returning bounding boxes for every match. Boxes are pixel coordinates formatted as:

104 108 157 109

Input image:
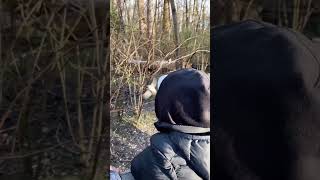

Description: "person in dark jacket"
213 20 320 180
131 68 210 180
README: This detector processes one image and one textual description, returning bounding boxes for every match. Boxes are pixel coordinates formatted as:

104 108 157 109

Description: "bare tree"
124 0 131 24
192 0 197 25
202 0 206 30
279 0 313 31
185 0 189 29
162 0 170 34
152 0 158 60
117 0 125 32
196 0 205 32
138 0 147 34
147 0 151 39
170 0 180 67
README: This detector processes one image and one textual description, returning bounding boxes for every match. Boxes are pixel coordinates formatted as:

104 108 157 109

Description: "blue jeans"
110 170 121 180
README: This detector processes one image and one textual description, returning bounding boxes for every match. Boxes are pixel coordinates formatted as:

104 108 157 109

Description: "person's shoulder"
150 132 210 153
213 19 314 47
214 19 267 31
149 133 178 159
150 133 173 150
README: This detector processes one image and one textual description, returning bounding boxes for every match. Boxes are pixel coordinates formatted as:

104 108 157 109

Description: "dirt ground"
110 101 157 172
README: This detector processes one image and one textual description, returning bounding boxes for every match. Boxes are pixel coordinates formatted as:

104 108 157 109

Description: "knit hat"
154 69 210 133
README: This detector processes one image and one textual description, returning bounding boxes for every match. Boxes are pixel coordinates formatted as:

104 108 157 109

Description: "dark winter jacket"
131 131 210 180
131 69 210 180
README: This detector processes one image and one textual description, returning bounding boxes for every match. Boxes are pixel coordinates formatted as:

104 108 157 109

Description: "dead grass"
122 111 157 136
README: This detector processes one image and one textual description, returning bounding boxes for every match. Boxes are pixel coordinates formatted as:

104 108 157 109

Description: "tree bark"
192 0 197 26
196 0 205 32
170 0 179 65
152 0 158 61
185 0 189 29
202 0 206 30
146 0 151 39
162 0 170 35
138 0 147 34
116 0 125 32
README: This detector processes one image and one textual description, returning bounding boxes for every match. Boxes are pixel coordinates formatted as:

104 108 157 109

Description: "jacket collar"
154 121 210 134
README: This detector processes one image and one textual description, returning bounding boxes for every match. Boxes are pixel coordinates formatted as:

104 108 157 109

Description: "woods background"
110 0 210 173
111 0 210 117
0 0 108 180
2 0 319 180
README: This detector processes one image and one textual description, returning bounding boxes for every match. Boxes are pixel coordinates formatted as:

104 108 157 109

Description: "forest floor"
110 101 158 172
0 80 107 180
0 83 157 179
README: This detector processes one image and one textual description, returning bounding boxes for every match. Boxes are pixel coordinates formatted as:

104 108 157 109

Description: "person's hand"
110 165 120 173
110 166 122 180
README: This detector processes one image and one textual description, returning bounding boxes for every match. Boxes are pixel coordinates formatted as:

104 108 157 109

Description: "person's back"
130 69 210 180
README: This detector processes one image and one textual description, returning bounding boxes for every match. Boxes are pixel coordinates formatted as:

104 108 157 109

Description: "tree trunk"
133 1 138 25
279 0 313 32
185 0 189 29
146 0 151 39
138 0 147 34
192 0 197 25
196 0 205 32
124 0 131 24
152 0 158 61
116 0 125 32
162 0 170 35
202 0 206 30
170 0 180 68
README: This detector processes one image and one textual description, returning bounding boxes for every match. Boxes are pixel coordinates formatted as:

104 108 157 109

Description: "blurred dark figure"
213 20 320 180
